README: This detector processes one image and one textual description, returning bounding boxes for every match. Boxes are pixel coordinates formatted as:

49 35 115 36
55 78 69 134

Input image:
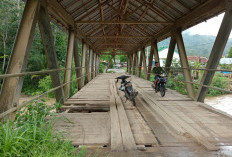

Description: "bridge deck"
53 73 232 157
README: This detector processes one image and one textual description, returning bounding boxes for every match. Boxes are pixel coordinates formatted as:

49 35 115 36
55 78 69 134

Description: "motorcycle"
115 75 138 106
152 75 167 97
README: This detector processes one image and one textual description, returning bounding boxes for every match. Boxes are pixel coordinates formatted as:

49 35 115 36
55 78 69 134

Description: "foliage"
0 101 86 157
220 64 232 70
158 33 232 57
227 46 232 58
99 62 105 73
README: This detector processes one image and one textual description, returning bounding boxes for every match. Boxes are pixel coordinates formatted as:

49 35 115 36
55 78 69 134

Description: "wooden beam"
46 0 94 49
196 2 232 102
138 51 143 77
0 0 40 118
132 52 137 75
73 37 82 90
81 42 87 87
76 20 173 24
38 6 65 104
85 46 91 83
147 42 154 80
141 48 148 79
63 30 75 99
89 49 93 80
87 35 151 38
165 36 176 74
175 29 195 99
92 53 96 78
153 39 160 66
132 0 225 53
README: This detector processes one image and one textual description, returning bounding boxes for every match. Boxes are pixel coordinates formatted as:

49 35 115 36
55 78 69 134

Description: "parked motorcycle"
152 75 167 97
115 75 138 106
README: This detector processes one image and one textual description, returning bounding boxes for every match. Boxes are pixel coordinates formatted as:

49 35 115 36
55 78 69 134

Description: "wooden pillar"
38 6 65 104
147 43 155 80
91 51 95 79
128 54 132 74
141 48 148 79
127 55 129 73
165 36 177 75
134 52 138 76
63 30 74 99
196 3 232 102
92 52 96 78
85 46 90 83
0 0 40 116
132 53 136 75
153 39 160 66
138 51 143 77
131 53 135 75
96 55 100 75
81 42 87 88
95 54 98 76
175 29 195 99
73 37 82 91
89 49 93 80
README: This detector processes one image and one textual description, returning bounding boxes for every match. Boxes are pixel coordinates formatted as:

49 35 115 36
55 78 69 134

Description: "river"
205 94 232 116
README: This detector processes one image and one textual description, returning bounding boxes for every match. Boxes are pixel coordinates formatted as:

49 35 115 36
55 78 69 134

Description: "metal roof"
46 0 226 54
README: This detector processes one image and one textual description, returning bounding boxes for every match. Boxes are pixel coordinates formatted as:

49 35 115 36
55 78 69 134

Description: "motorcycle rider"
152 62 165 90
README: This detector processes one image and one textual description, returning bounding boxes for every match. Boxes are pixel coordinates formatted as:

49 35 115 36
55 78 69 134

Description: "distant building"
220 58 232 64
151 48 179 67
187 56 208 63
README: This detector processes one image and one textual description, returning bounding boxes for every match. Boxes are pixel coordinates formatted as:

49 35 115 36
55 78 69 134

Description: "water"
205 94 232 116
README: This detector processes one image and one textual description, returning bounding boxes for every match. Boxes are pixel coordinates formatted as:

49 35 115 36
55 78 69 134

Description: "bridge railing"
133 66 232 94
0 66 97 119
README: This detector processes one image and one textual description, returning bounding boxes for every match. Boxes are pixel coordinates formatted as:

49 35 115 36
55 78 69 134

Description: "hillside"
158 33 232 58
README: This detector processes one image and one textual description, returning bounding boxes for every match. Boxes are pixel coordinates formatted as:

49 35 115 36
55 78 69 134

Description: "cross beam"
76 21 173 25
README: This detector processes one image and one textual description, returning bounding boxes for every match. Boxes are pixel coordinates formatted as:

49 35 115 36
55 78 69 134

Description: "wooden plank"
115 95 136 150
134 84 219 151
110 96 123 151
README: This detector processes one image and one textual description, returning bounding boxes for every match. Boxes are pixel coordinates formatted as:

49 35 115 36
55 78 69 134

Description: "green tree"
227 46 232 58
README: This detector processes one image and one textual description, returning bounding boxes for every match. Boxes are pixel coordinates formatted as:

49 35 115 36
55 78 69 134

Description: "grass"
0 100 86 157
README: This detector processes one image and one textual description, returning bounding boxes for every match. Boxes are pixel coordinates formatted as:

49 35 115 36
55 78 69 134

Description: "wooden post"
93 53 96 78
81 42 87 88
134 52 138 76
0 0 40 116
95 54 98 76
196 3 232 102
89 49 93 80
141 48 148 79
127 55 129 73
165 36 176 75
73 37 82 90
128 54 132 74
175 29 195 99
153 39 160 66
132 53 136 75
96 55 100 74
38 6 65 104
63 30 74 99
138 51 143 77
85 46 90 83
131 53 135 75
91 51 95 79
147 42 155 80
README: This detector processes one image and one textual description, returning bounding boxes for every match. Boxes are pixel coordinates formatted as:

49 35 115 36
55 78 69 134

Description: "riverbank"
205 94 232 116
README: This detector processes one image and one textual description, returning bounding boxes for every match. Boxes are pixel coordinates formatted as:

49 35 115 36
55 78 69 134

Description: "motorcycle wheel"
160 84 166 97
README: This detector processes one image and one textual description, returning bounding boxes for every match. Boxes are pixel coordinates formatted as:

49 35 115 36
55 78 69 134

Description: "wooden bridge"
53 73 232 156
1 0 232 156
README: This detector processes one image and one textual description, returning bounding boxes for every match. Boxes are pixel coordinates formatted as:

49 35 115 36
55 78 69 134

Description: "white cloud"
184 13 232 38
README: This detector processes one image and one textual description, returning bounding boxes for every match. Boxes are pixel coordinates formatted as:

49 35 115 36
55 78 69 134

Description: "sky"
183 13 232 38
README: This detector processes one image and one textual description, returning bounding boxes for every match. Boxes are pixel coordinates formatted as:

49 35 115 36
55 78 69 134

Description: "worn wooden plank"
110 96 123 151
